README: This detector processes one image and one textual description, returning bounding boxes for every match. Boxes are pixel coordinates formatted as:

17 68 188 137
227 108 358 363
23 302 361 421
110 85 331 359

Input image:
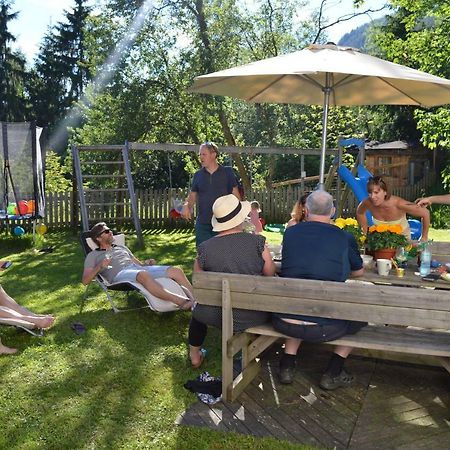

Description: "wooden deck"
177 344 450 449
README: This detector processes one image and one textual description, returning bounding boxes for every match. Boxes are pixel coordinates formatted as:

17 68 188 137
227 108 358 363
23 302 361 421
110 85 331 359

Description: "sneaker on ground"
319 369 354 390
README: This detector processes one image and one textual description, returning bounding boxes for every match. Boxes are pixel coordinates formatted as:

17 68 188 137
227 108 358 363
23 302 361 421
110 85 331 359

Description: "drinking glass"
104 250 113 269
395 247 407 267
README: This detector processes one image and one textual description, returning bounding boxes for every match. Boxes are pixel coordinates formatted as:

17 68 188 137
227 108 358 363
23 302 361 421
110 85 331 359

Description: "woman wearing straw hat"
188 194 276 368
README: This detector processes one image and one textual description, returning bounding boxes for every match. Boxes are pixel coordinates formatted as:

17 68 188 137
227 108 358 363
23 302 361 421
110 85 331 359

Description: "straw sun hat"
211 194 251 232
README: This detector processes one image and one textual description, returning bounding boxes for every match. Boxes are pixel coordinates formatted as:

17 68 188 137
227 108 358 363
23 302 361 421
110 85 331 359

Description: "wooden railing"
7 173 434 231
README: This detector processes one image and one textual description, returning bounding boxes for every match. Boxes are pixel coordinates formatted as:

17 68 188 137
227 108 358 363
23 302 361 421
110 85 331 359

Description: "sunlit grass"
0 230 308 449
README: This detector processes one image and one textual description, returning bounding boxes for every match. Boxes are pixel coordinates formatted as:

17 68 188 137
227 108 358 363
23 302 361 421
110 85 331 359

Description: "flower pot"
374 248 397 261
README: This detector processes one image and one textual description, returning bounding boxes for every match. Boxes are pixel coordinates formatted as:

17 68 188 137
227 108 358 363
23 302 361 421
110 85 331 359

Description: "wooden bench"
192 272 450 402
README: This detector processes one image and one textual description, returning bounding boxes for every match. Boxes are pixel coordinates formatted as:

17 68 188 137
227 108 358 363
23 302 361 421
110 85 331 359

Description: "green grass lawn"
0 230 308 450
0 227 447 449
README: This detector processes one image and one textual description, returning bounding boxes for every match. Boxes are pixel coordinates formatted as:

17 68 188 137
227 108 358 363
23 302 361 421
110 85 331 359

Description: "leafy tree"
44 151 73 192
370 0 450 185
73 0 380 189
28 0 94 151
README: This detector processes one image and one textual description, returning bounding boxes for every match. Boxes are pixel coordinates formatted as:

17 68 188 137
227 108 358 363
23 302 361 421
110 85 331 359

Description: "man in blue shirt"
181 142 240 246
274 190 366 389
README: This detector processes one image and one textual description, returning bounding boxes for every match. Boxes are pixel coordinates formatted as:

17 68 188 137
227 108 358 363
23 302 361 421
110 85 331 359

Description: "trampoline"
0 122 45 233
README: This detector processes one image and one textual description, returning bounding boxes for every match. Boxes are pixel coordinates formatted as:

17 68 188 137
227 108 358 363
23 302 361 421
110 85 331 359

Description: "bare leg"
0 285 54 319
284 338 302 355
166 267 194 295
333 345 353 358
136 271 193 309
0 306 54 328
0 338 17 355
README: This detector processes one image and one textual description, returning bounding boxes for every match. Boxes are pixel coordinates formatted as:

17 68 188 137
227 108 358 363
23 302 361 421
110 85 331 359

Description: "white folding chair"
80 232 180 313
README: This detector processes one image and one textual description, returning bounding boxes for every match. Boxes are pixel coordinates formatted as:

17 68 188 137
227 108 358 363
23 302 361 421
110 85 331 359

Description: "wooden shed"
364 140 432 188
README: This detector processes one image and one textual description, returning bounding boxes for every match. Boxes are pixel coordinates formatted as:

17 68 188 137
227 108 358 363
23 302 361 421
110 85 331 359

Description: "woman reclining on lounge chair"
0 262 55 355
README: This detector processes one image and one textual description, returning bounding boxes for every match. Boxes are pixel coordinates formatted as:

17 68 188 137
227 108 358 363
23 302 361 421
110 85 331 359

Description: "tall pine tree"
0 0 27 121
28 0 93 150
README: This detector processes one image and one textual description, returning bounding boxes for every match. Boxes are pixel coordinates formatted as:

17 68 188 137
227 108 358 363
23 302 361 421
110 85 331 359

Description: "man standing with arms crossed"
181 142 240 246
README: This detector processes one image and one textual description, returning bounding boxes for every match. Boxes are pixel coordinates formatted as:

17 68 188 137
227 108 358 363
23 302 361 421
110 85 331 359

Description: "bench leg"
438 356 450 375
222 280 234 402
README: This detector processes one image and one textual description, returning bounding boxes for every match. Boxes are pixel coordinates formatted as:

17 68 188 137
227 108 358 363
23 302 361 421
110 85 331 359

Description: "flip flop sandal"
39 247 54 253
191 348 207 369
71 322 86 334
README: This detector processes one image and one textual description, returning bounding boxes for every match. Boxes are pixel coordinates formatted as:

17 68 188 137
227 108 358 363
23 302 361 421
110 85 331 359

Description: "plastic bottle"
419 244 432 277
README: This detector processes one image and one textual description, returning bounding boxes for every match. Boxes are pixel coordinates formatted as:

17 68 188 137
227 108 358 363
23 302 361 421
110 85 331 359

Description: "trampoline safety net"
0 122 45 219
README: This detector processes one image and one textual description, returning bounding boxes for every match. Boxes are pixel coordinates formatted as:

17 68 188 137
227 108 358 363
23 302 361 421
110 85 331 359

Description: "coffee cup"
376 258 392 276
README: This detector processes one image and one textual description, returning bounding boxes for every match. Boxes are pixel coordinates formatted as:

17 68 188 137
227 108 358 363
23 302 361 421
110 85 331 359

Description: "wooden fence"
30 172 436 230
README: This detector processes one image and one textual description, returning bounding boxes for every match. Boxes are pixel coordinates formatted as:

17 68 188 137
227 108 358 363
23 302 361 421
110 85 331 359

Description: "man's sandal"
191 348 207 369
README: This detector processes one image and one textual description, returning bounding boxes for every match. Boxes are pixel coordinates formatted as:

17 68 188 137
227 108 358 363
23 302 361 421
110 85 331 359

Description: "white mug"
376 258 392 276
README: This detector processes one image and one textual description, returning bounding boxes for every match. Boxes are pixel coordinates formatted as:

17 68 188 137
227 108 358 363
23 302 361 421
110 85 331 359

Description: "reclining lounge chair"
80 231 182 313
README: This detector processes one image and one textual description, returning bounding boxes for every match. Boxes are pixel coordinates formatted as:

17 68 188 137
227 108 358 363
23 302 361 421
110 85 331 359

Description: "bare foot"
32 315 55 329
0 342 18 355
179 299 194 311
181 286 196 303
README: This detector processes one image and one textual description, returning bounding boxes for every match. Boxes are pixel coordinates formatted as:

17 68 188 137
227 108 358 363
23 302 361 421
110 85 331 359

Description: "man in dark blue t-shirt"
274 190 365 390
181 142 240 246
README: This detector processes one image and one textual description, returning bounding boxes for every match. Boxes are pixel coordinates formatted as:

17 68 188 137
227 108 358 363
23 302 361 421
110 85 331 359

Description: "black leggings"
189 316 208 347
272 315 367 344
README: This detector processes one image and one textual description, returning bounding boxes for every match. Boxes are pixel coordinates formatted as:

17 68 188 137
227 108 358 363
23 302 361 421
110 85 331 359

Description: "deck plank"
178 343 450 449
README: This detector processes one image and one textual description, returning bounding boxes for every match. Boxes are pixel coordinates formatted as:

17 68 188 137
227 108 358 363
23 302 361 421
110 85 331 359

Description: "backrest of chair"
80 231 93 256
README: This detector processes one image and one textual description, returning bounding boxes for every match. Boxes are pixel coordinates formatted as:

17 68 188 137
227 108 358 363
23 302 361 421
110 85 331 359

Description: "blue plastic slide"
337 164 373 225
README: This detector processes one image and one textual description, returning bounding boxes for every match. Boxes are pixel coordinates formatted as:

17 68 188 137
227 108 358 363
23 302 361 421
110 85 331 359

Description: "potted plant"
334 217 366 247
366 224 408 260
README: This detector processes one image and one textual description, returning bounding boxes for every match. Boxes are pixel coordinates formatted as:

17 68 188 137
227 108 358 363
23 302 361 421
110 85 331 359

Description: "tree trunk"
218 109 251 194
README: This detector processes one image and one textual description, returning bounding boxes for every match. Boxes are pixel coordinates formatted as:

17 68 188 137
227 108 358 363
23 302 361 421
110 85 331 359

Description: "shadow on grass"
0 230 215 448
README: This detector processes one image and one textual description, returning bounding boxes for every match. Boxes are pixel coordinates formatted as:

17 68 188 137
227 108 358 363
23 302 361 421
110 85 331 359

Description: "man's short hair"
201 141 219 157
306 190 334 216
90 222 108 246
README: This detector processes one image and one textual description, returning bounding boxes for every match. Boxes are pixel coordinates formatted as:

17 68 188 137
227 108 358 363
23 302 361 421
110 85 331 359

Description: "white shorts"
113 264 170 283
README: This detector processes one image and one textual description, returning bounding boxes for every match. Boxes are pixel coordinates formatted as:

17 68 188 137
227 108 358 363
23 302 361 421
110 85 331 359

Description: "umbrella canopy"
189 44 450 186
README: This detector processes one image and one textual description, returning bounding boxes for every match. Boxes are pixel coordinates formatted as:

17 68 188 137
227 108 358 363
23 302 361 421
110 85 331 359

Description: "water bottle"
419 244 431 277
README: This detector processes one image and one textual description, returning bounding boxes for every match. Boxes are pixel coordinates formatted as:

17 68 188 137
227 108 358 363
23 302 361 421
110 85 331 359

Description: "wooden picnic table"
359 262 450 289
360 240 450 289
273 241 450 289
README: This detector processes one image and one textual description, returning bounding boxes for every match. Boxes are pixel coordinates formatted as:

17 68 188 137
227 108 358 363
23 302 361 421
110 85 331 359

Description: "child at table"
249 201 263 234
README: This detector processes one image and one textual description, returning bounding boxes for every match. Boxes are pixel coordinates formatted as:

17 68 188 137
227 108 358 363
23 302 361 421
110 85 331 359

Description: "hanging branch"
312 0 389 44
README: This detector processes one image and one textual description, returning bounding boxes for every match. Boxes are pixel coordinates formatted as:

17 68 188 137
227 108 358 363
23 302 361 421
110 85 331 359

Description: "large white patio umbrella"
189 44 450 188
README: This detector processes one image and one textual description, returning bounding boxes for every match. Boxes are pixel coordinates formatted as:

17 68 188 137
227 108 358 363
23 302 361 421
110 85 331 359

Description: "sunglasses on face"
97 229 112 237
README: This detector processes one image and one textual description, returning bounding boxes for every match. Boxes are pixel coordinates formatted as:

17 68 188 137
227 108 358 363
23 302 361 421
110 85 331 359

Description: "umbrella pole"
318 73 332 190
